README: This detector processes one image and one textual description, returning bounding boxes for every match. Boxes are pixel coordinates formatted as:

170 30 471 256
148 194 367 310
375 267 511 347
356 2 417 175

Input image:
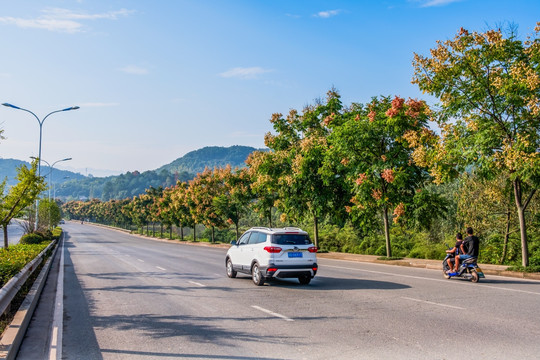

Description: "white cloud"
414 0 462 7
0 16 82 33
0 8 133 33
314 9 341 18
119 65 149 75
219 67 273 80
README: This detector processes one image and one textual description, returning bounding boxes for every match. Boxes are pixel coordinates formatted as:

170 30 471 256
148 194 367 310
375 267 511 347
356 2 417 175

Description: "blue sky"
1 0 539 176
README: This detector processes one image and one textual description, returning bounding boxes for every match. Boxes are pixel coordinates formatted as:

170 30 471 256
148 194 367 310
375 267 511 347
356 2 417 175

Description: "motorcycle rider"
454 227 479 273
446 233 463 274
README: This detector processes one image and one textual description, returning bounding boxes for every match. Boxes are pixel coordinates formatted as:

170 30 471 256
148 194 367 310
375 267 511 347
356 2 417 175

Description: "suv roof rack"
282 227 303 231
250 227 272 231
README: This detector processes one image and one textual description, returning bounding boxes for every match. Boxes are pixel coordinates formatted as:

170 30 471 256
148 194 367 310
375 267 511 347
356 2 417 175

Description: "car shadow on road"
233 276 411 290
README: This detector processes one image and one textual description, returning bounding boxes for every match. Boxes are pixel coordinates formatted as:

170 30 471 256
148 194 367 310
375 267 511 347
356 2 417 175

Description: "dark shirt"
463 235 479 257
454 240 463 255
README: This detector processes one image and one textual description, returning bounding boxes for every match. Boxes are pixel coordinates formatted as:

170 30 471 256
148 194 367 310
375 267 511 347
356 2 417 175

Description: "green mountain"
0 158 86 187
55 145 261 201
157 145 258 174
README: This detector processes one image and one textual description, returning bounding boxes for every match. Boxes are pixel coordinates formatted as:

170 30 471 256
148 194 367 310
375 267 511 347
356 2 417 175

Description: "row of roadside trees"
63 24 539 268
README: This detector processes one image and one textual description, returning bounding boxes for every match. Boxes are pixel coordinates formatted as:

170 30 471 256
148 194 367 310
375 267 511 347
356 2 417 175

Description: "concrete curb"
0 238 60 360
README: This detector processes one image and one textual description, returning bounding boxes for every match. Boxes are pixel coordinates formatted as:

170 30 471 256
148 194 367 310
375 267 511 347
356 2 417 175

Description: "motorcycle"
442 244 485 283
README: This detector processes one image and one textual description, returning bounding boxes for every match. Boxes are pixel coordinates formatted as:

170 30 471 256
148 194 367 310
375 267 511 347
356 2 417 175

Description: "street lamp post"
32 157 72 201
2 103 79 230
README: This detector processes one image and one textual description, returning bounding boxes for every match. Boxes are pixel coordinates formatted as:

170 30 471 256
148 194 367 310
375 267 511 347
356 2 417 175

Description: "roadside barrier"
0 238 59 359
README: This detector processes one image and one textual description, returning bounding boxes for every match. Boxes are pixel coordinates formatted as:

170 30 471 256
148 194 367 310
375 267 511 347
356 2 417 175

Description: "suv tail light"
308 246 318 253
264 246 282 253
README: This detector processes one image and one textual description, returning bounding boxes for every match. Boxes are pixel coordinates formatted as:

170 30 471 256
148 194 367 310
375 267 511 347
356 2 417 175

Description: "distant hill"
0 158 86 187
157 145 258 175
29 145 263 201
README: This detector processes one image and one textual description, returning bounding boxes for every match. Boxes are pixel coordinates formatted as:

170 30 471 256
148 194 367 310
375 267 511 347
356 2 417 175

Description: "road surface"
17 223 540 359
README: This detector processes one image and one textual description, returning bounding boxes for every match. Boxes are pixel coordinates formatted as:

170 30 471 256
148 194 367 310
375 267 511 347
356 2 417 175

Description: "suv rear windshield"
272 234 311 245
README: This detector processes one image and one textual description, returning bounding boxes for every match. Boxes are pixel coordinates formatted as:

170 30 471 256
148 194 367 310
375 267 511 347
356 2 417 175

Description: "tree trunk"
211 226 215 243
313 214 319 249
513 179 535 267
382 207 392 258
169 226 172 240
235 222 240 240
500 210 511 264
268 207 273 228
2 225 8 249
180 225 184 241
193 226 196 241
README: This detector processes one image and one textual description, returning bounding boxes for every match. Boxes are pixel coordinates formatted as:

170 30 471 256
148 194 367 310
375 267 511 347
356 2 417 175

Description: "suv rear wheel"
226 258 237 278
298 275 311 285
251 262 265 286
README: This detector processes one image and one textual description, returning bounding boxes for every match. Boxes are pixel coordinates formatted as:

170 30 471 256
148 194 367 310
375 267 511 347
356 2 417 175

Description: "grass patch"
377 256 404 261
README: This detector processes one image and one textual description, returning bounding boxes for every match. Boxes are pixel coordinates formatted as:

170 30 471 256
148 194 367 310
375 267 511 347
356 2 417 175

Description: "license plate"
288 252 303 258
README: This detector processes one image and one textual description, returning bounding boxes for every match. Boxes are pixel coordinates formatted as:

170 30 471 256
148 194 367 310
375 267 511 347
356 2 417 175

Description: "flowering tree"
170 182 194 241
246 150 279 227
1 160 46 247
327 96 435 257
212 166 253 240
186 168 227 242
260 90 346 247
412 24 540 266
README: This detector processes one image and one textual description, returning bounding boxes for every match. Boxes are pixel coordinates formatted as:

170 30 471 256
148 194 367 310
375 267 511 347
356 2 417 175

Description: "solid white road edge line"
49 237 65 360
252 305 294 322
156 266 166 271
188 281 206 287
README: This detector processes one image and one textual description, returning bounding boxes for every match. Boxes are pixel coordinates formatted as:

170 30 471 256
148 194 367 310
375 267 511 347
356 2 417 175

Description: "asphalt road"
0 220 25 246
17 223 540 359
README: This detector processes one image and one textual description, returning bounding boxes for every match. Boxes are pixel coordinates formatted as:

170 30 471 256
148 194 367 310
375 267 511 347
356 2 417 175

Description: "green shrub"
0 243 50 286
20 233 45 245
51 227 62 240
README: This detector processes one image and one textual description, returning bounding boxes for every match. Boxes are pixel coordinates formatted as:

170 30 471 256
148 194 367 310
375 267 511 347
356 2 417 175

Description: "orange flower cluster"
341 158 350 166
381 169 395 183
371 188 382 200
405 98 424 119
393 203 405 224
367 111 376 122
385 96 405 118
355 173 367 185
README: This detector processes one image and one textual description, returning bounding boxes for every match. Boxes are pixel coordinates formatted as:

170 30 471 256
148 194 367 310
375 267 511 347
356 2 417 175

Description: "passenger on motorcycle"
446 233 463 274
454 227 480 271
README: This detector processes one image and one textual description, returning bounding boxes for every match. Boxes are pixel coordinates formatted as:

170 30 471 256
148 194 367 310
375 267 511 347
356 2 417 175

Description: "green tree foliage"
259 90 347 247
0 160 46 248
412 23 540 266
38 198 62 229
326 95 440 257
212 167 253 240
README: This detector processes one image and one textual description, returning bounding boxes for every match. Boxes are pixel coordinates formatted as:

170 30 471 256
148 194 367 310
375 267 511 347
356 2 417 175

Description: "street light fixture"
31 157 72 201
3 103 79 229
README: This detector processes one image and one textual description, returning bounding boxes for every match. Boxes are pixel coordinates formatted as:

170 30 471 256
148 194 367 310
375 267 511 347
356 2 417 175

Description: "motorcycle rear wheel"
470 270 479 283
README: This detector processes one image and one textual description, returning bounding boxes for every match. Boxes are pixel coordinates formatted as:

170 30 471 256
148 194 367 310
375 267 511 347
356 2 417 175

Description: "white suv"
225 227 318 286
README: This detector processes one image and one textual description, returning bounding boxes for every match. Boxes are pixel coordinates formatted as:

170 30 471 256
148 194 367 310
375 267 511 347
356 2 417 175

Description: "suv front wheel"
251 262 265 286
226 258 237 278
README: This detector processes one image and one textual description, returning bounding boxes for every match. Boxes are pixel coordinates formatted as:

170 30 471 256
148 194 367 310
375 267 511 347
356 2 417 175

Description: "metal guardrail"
0 240 56 316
